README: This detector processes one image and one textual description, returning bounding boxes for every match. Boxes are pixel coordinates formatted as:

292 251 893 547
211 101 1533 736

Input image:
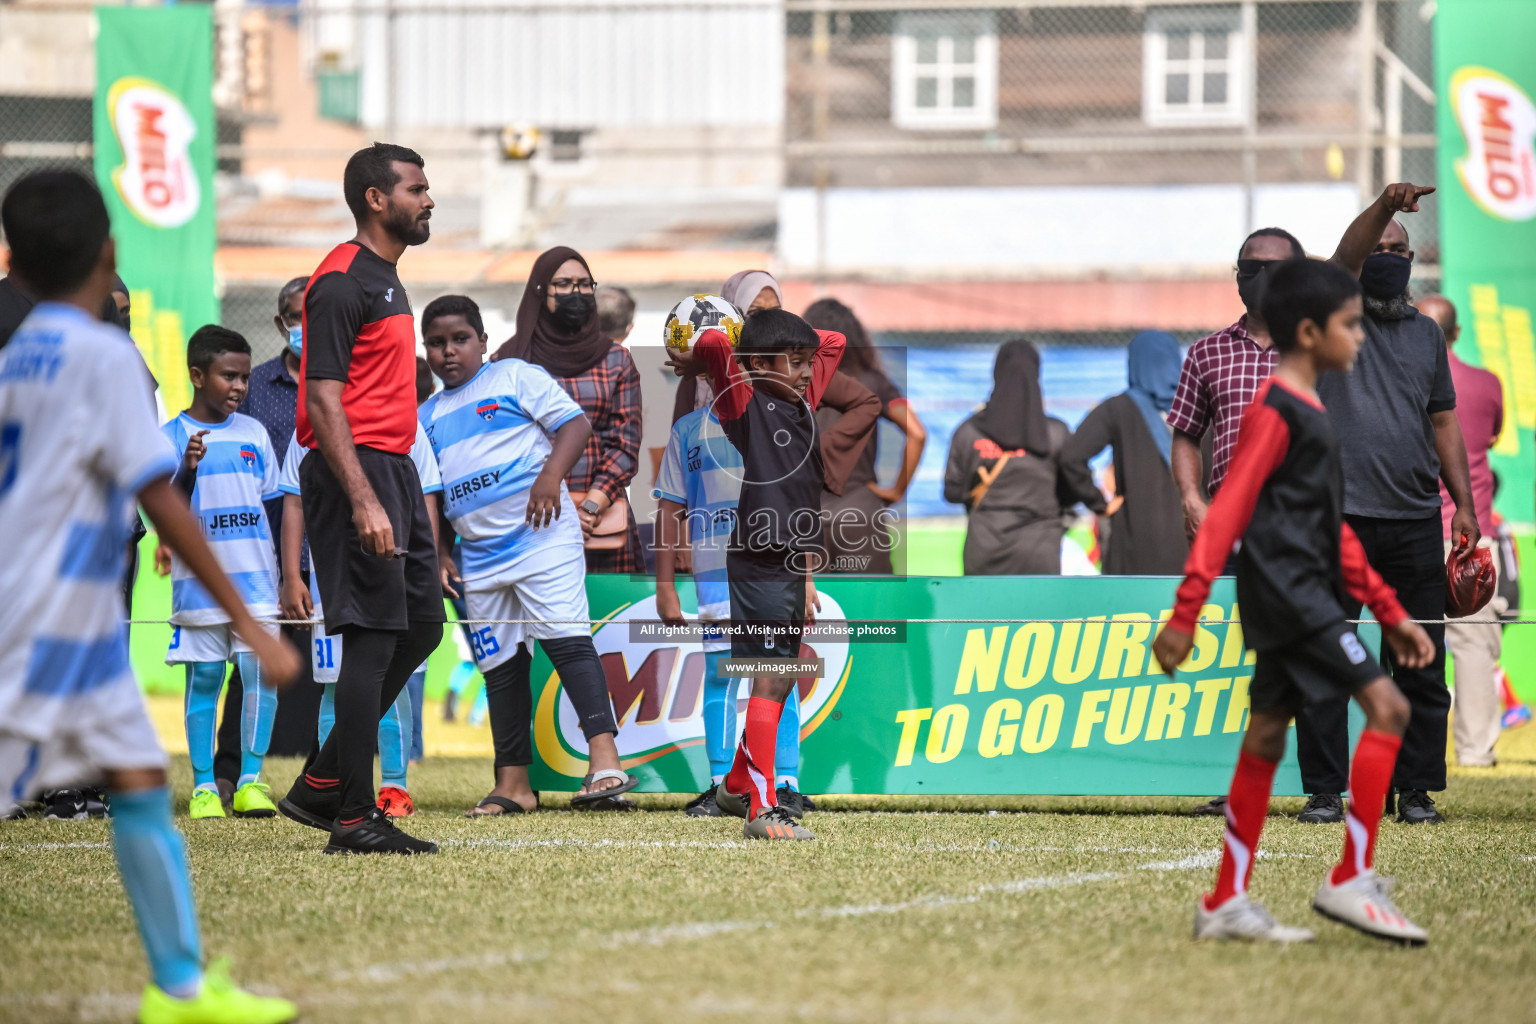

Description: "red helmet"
1446 543 1496 618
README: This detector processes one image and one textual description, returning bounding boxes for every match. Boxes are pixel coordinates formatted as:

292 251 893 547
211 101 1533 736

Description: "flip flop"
466 794 534 818
569 769 640 809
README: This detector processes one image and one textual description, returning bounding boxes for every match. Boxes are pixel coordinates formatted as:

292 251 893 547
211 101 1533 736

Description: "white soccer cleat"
1193 894 1316 943
1312 870 1428 946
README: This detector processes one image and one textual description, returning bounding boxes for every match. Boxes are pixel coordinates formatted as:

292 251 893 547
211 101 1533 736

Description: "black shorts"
300 445 444 633
1251 620 1384 715
727 547 805 660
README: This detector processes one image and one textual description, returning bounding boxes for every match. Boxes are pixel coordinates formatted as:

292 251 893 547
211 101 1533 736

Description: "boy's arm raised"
139 476 300 687
695 329 751 422
806 329 847 412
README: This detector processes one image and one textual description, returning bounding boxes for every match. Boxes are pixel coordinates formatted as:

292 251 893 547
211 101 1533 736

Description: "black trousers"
1295 514 1449 794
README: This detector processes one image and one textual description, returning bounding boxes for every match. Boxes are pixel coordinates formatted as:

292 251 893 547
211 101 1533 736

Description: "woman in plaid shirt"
496 246 644 573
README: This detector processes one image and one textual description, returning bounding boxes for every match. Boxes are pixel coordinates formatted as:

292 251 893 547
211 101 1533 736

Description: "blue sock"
406 669 426 763
379 687 410 789
703 651 739 782
182 663 226 791
110 787 202 998
776 685 802 789
448 660 476 696
318 683 336 746
235 652 275 786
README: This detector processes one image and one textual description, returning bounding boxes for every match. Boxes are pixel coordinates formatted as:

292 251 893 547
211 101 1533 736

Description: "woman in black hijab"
496 246 644 572
943 339 1072 575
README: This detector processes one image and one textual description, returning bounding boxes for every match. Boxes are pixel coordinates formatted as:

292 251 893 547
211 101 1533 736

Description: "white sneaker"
1312 870 1428 945
1193 894 1315 943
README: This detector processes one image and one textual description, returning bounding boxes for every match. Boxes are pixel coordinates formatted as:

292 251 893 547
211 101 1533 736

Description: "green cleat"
714 782 749 819
188 788 225 820
743 805 816 840
231 781 277 819
137 959 297 1024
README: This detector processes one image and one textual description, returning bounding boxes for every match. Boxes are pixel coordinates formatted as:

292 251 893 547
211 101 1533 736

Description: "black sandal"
466 794 535 818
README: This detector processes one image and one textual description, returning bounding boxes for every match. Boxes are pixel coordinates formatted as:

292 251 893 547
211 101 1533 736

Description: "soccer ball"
663 294 742 357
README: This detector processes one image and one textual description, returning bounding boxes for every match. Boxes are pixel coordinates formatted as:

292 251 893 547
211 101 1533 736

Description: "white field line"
0 841 111 851
440 837 754 851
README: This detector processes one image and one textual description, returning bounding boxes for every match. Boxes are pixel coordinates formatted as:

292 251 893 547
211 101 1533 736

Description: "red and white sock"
1331 729 1402 886
724 696 782 821
1205 749 1278 911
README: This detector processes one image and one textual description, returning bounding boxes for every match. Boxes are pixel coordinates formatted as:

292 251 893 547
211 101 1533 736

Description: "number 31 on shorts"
468 626 500 663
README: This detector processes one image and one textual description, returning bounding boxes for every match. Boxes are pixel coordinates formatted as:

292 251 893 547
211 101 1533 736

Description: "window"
1143 8 1247 127
891 13 997 131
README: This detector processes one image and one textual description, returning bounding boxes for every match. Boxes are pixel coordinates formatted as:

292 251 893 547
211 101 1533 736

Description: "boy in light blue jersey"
420 295 638 815
161 326 284 821
0 170 299 1024
655 403 808 818
277 420 442 818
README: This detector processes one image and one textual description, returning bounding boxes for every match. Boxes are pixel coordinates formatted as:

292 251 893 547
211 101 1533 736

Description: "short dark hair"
416 355 434 404
278 276 309 313
421 294 485 336
737 307 818 355
1 171 111 299
343 143 424 222
596 285 636 340
1238 226 1307 262
1260 259 1361 352
187 325 251 371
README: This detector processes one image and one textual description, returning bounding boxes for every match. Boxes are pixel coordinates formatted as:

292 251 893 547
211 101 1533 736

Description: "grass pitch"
3 728 1535 1024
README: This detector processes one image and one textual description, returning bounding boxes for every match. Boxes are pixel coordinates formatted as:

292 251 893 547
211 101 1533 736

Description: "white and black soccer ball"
662 294 742 357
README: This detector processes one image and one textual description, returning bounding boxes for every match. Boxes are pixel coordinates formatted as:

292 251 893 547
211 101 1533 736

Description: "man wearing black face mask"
1302 182 1475 826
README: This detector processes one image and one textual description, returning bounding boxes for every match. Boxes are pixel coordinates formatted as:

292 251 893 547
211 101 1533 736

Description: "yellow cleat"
231 781 277 819
137 959 297 1024
188 788 225 820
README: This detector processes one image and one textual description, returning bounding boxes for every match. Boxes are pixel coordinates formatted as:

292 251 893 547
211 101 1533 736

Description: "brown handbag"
571 491 631 550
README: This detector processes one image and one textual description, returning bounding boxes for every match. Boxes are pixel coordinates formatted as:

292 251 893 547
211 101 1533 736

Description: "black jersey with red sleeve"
296 242 418 455
696 327 845 554
1169 377 1407 650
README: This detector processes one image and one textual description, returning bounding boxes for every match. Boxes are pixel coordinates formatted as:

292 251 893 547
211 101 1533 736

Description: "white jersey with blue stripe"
0 303 178 739
278 421 441 498
162 411 280 626
654 407 741 647
418 358 586 581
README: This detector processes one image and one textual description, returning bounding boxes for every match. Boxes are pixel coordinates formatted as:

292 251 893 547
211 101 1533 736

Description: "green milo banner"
528 576 1372 796
93 5 218 415
1435 0 1536 525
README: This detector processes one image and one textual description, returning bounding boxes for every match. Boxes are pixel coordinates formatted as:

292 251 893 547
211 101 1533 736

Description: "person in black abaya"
1060 330 1189 575
943 339 1072 575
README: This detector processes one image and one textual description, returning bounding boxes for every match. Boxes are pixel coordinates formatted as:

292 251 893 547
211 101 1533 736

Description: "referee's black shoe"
278 775 340 832
324 807 438 855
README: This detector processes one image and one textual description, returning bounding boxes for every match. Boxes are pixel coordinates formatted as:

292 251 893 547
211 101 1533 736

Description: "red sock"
724 696 783 820
1205 749 1278 911
1331 729 1402 885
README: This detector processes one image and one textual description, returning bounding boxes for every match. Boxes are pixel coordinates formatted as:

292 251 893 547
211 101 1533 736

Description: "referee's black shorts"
1251 620 1385 716
300 445 444 633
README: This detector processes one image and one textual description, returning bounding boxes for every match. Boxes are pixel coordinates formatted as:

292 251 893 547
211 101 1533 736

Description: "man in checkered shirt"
1167 227 1305 539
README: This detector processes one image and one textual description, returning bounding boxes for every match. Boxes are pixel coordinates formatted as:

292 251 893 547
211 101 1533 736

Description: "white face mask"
287 324 303 358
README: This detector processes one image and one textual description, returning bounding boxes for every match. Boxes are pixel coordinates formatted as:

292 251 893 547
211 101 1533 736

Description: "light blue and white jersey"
654 407 741 646
418 358 586 581
0 303 178 737
278 421 441 497
162 411 280 625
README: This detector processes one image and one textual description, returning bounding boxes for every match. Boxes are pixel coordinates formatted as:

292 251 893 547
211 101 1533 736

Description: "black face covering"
1360 252 1412 299
1236 258 1280 313
550 292 596 333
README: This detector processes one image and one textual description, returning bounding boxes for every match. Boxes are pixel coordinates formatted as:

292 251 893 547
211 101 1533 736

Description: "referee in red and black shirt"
278 143 444 855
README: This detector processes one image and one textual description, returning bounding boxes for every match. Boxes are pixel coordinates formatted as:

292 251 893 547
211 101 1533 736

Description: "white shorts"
0 678 166 808
165 621 278 665
464 546 590 671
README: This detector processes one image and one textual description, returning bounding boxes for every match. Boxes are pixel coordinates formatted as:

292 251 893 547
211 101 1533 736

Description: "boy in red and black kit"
1154 259 1436 945
690 309 878 841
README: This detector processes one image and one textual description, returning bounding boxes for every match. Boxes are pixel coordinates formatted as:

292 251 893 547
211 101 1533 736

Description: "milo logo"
106 76 201 229
532 595 851 777
1451 66 1536 222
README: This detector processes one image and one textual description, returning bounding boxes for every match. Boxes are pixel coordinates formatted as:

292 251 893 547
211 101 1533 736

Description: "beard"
1364 288 1415 322
385 200 431 246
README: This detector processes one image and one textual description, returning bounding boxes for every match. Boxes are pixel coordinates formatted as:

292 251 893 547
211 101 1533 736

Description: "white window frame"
891 12 998 131
1142 7 1248 128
